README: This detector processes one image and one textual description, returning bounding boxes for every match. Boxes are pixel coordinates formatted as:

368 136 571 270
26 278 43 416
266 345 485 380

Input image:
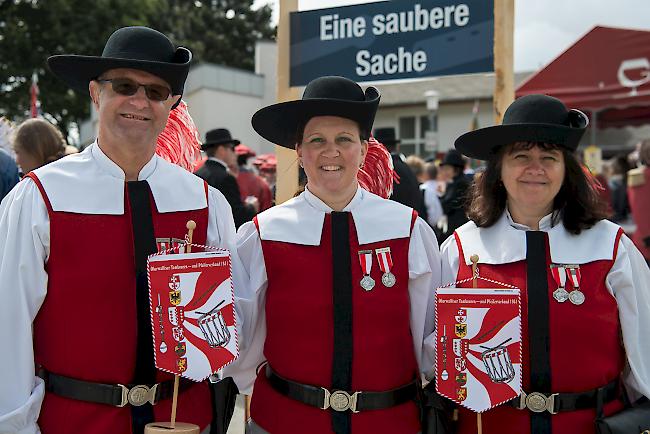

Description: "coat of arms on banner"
435 288 522 413
148 250 238 381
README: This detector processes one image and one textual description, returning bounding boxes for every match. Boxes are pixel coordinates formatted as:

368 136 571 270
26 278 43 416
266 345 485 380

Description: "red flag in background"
30 72 40 118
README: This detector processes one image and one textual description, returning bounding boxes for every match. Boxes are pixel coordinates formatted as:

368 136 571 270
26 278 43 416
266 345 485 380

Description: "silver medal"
381 272 396 288
360 275 375 291
568 289 585 305
553 287 569 303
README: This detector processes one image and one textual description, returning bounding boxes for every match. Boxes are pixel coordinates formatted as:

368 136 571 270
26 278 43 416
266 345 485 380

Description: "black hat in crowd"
455 94 589 160
202 128 240 151
252 76 380 149
47 26 191 108
373 127 400 147
440 149 466 168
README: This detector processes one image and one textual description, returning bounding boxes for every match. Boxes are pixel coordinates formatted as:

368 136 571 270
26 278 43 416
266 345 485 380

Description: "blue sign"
290 0 494 86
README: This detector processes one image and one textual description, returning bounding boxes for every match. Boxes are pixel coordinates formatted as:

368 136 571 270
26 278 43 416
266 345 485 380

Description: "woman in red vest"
222 76 442 434
441 94 650 434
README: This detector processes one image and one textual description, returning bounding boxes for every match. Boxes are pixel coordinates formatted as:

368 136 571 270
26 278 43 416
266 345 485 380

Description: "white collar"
455 211 620 265
33 141 207 214
92 141 158 180
207 157 229 170
256 186 413 245
504 207 558 231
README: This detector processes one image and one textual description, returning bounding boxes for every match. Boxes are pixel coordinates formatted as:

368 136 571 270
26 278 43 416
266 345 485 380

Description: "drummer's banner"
148 250 238 381
435 288 521 413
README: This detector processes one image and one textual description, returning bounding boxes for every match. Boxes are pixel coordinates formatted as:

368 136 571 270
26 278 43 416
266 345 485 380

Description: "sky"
252 0 650 72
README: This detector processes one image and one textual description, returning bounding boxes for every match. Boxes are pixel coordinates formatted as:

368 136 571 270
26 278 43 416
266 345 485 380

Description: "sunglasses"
96 78 172 101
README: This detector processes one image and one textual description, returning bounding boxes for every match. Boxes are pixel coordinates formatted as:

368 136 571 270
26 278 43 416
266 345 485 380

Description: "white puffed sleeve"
0 179 49 434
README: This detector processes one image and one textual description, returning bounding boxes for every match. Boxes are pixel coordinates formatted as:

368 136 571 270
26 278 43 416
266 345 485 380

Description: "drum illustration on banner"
435 288 521 413
148 249 238 381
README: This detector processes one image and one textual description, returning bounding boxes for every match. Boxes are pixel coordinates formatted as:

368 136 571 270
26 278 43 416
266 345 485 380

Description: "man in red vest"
0 27 242 434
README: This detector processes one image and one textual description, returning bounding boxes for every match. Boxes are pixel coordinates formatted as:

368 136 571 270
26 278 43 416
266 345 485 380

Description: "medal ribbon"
566 266 581 289
358 250 373 276
375 247 393 274
550 264 567 288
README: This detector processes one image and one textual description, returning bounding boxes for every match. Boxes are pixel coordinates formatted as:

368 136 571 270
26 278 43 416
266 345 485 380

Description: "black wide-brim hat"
201 128 241 150
251 76 380 149
373 127 400 146
47 26 191 103
455 94 589 160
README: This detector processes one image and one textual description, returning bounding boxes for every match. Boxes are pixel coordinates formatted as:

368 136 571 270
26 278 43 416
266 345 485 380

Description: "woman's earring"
299 159 304 168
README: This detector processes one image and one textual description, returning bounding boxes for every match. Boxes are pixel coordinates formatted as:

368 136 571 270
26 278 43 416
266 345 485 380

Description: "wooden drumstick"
186 220 196 253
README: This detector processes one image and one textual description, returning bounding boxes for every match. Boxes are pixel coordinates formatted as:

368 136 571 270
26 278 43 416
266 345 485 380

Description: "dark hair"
466 141 609 234
294 117 368 146
237 154 248 166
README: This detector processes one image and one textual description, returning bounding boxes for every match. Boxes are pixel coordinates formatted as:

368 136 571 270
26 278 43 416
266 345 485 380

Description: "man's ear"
89 81 100 108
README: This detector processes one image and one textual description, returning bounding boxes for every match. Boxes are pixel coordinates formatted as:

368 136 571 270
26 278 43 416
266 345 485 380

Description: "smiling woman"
221 76 443 434
439 94 650 434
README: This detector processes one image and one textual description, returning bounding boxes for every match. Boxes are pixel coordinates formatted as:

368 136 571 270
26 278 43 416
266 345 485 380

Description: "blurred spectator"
628 139 650 263
438 149 471 243
258 155 277 203
420 160 444 232
608 154 631 223
195 128 257 228
374 127 425 214
235 144 272 212
0 148 19 201
12 118 66 174
405 154 429 223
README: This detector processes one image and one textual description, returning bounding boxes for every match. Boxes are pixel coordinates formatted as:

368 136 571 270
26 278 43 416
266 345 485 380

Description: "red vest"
250 212 421 434
28 173 213 434
452 229 625 434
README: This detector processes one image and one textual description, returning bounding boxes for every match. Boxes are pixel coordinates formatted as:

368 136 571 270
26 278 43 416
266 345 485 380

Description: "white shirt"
224 186 442 394
0 143 245 434
420 180 444 228
440 209 650 400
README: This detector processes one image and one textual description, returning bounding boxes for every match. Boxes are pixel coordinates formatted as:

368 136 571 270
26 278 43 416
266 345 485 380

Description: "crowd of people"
0 25 649 434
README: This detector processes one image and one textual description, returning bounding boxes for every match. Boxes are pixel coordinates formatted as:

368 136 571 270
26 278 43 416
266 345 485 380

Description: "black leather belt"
266 365 418 413
508 379 619 414
39 369 192 407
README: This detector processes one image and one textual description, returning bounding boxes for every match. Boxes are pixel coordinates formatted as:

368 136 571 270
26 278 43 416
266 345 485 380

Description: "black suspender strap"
331 212 353 434
526 231 552 434
127 181 159 433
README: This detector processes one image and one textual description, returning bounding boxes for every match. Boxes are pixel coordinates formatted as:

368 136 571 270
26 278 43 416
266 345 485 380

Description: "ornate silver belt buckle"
321 388 359 413
525 392 558 414
118 383 159 407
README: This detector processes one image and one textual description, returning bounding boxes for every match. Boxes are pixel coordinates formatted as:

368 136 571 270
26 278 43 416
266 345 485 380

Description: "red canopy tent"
516 26 650 142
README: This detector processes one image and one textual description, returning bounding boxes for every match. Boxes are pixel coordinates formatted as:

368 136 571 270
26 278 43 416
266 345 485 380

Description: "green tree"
0 0 276 140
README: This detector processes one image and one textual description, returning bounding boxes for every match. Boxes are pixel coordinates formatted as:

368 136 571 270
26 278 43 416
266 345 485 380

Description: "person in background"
0 147 19 201
223 76 441 434
12 118 66 175
195 128 258 228
442 94 650 434
235 143 272 212
420 160 444 233
628 139 650 263
374 127 425 215
438 149 471 243
607 154 631 223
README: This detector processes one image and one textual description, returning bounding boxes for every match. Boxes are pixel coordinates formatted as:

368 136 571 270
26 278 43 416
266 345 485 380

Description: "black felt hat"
440 149 466 168
455 94 589 160
373 127 400 147
251 76 380 149
47 26 191 106
202 128 240 151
